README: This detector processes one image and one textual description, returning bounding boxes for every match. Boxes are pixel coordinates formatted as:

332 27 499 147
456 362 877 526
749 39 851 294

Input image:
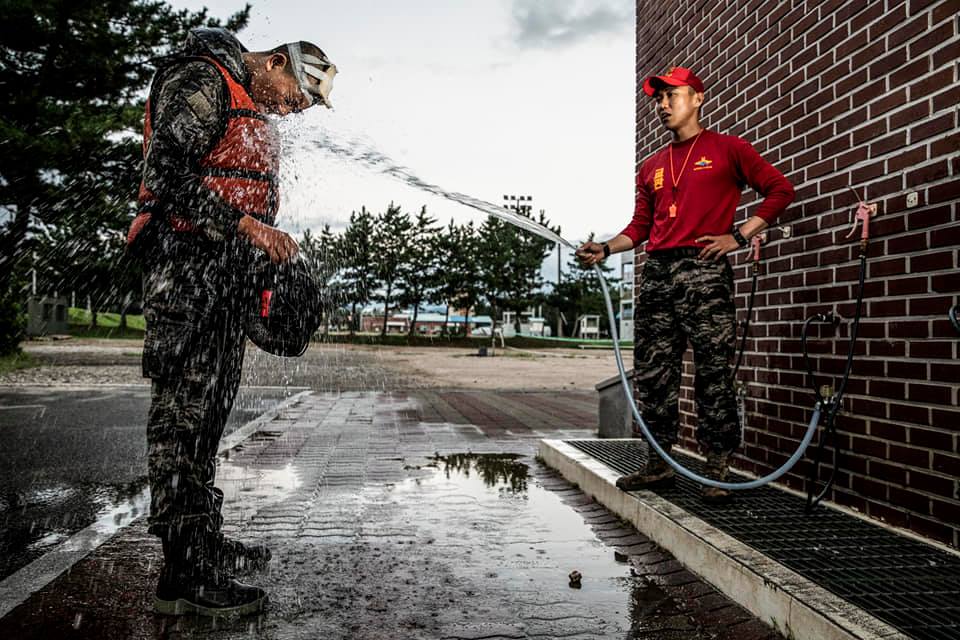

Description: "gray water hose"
591 262 823 491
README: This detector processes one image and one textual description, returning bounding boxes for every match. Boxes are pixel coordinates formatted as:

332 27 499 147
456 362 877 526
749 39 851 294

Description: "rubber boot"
154 529 268 617
215 534 272 574
616 446 676 491
701 450 734 504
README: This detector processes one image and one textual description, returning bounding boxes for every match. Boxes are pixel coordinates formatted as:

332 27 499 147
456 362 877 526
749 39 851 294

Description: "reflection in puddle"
0 478 150 579
430 452 528 493
217 461 301 505
394 453 693 635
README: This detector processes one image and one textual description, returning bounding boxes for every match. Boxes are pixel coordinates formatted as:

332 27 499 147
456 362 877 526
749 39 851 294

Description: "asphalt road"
0 385 296 581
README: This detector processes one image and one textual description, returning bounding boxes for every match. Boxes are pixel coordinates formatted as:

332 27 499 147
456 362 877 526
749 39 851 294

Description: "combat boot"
701 450 734 504
154 530 268 617
215 534 272 574
616 447 675 491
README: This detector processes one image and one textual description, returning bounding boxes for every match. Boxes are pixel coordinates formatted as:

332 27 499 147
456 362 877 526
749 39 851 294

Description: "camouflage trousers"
632 249 740 454
141 232 249 542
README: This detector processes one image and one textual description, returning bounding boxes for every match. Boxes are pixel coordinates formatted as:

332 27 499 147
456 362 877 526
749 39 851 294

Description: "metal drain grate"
566 439 960 640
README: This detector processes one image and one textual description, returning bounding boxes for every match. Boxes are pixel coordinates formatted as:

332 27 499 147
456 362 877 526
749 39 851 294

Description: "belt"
647 247 702 259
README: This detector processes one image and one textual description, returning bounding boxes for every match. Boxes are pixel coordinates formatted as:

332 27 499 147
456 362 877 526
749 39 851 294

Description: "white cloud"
510 0 633 49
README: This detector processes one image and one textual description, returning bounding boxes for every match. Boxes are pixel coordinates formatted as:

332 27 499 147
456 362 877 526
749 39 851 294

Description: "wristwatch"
602 242 611 258
732 229 748 248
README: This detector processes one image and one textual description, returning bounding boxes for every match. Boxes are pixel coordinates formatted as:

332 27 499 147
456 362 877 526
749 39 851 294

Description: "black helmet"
245 255 322 357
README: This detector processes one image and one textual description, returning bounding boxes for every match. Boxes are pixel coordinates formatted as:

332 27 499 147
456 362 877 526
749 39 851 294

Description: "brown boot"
616 448 675 491
701 451 733 504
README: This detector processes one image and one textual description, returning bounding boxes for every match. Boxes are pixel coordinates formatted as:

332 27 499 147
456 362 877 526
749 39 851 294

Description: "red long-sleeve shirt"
620 129 794 251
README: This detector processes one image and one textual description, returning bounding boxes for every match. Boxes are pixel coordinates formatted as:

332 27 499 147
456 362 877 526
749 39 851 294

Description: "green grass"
0 351 37 375
68 307 146 331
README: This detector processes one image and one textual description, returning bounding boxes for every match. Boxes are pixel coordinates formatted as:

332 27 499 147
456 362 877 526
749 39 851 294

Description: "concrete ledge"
539 439 908 640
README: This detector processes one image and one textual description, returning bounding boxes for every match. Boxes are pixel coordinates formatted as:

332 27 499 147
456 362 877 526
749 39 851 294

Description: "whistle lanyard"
667 129 703 218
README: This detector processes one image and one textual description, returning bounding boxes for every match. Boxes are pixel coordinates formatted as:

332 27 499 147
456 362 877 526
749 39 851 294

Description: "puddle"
390 453 692 635
0 479 149 580
217 461 301 505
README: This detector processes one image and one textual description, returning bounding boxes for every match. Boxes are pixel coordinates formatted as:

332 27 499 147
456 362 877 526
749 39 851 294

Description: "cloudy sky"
168 0 637 278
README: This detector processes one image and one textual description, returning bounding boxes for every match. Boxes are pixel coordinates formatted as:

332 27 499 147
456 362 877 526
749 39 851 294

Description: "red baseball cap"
643 66 705 96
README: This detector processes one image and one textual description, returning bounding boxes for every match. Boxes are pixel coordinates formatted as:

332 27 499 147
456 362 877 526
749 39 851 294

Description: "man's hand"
238 215 299 263
696 234 739 261
576 241 605 266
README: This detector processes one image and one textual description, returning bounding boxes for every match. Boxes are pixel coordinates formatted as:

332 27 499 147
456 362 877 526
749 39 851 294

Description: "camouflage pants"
142 232 249 541
632 250 739 454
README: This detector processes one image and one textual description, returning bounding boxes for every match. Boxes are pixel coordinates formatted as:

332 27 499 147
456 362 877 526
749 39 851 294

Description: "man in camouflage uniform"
578 67 794 503
127 27 336 615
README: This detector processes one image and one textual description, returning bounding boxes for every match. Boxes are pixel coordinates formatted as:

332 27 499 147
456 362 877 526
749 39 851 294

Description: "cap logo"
667 67 676 76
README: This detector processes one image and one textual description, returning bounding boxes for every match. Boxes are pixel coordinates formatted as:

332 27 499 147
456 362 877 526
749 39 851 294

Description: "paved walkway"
0 390 780 639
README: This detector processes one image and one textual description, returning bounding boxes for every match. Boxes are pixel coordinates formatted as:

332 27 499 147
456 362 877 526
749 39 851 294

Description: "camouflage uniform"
135 29 258 544
633 248 740 454
142 233 250 539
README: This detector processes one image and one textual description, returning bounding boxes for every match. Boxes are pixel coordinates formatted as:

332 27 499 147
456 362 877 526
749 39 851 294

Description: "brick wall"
633 0 959 546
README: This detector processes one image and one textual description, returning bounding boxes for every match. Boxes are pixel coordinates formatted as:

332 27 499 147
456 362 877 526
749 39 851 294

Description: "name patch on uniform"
653 167 664 190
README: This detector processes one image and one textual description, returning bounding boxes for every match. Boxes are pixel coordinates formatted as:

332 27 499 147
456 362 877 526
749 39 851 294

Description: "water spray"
308 131 829 491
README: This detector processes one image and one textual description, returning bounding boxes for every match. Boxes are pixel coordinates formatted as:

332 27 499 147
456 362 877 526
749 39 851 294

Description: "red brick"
890 444 932 467
888 13 932 48
870 131 907 155
909 470 956 497
928 179 960 204
909 516 953 545
890 402 932 426
887 276 929 296
909 21 954 57
932 272 960 293
911 251 955 274
930 362 960 385
890 57 932 89
910 427 954 450
908 67 955 100
908 383 954 405
889 101 931 130
933 454 960 476
912 113 956 143
886 146 928 173
868 47 907 81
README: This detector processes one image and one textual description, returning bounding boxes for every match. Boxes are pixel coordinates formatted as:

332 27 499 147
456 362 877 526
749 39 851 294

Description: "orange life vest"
127 56 280 246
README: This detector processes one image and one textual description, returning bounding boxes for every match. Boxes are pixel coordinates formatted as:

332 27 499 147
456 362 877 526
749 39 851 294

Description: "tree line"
297 204 619 339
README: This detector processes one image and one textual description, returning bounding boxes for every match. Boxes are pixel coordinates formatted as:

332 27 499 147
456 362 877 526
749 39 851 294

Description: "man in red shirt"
578 67 794 502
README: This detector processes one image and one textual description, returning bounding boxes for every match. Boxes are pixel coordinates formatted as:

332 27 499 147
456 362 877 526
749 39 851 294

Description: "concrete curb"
539 439 909 640
0 389 312 620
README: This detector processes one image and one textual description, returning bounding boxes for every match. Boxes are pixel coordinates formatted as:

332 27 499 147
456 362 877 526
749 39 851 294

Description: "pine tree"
0 0 250 352
397 206 438 338
370 203 413 338
339 207 375 334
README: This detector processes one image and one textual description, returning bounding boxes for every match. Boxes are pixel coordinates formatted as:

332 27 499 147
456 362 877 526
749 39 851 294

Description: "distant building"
579 314 600 339
500 307 549 337
360 309 492 336
26 295 69 336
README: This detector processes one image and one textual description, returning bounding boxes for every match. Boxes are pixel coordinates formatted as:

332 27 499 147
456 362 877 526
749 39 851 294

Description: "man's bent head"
244 41 337 116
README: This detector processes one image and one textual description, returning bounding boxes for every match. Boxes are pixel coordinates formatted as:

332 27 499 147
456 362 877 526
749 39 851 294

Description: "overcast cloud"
511 0 633 48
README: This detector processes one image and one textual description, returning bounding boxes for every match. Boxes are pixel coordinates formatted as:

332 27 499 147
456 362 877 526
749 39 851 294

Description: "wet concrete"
0 391 780 639
0 386 293 581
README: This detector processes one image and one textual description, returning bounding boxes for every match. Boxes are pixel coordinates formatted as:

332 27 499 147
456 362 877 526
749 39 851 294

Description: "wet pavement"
0 390 781 639
0 386 295 581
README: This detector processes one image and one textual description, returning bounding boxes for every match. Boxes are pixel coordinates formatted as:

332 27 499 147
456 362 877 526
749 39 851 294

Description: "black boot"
155 530 268 617
616 447 676 491
215 534 272 574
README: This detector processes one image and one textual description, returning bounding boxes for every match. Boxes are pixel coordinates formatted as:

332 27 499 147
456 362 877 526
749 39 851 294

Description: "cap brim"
642 75 689 96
